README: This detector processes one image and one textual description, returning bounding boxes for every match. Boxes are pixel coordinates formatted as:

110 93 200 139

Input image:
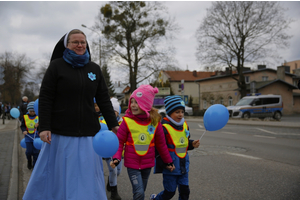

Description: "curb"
7 120 19 200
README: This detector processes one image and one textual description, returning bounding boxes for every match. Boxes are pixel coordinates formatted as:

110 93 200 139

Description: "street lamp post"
81 24 102 68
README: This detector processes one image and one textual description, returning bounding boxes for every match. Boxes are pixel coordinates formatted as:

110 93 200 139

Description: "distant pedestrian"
103 97 122 200
20 101 39 170
19 96 29 121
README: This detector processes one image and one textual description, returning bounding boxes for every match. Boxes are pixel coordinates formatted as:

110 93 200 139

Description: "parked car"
227 94 283 120
157 106 193 117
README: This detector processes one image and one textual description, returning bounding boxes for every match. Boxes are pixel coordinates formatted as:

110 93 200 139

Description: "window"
220 98 224 105
203 100 207 109
262 76 268 81
228 96 233 106
296 63 298 69
245 76 250 83
263 98 279 105
210 98 214 105
252 98 263 106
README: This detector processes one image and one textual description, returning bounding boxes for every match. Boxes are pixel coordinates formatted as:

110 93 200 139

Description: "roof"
195 68 296 82
163 70 216 82
246 79 298 90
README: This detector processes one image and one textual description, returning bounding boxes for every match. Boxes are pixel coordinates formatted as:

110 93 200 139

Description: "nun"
23 29 119 200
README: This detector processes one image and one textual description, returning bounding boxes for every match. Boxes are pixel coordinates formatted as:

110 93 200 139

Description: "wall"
170 81 199 105
283 60 300 73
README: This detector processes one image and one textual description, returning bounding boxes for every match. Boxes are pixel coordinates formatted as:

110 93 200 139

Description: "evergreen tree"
101 64 116 97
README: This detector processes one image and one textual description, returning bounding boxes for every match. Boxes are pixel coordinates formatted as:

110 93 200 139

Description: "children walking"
20 101 40 170
103 97 122 200
150 95 200 200
110 85 175 200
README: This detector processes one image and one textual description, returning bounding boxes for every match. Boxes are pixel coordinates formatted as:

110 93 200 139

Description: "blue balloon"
20 138 26 148
100 123 108 131
203 104 229 131
34 99 39 116
33 138 43 150
93 130 119 158
10 108 20 118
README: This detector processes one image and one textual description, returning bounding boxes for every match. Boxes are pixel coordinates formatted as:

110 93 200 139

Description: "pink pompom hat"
129 85 159 118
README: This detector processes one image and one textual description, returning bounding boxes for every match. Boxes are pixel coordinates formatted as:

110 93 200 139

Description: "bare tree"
94 1 179 92
0 52 34 104
195 2 293 97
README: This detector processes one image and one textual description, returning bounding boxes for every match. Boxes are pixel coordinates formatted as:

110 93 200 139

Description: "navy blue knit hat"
164 95 185 116
27 101 35 111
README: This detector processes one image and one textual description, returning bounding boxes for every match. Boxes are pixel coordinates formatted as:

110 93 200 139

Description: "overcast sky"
0 1 299 83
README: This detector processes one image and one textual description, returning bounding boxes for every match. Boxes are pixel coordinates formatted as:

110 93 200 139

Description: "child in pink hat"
110 85 175 200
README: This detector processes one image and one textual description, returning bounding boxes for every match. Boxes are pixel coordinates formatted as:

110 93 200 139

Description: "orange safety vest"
123 117 157 156
163 122 189 158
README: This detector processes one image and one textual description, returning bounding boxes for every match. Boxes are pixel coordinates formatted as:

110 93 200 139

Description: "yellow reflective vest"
123 117 157 156
163 122 189 158
24 115 38 134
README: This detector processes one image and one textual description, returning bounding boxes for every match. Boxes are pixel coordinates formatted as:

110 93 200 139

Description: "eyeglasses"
69 41 87 46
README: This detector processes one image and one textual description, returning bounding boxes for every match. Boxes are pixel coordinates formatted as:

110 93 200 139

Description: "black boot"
27 160 32 170
106 177 111 192
110 186 121 200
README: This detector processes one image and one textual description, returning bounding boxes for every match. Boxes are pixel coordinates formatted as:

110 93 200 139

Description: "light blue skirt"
23 133 107 200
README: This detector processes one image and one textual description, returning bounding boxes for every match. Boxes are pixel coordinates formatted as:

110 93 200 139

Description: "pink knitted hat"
129 85 159 118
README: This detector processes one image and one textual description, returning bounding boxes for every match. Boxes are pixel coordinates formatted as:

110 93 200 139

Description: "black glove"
112 158 120 166
165 162 174 167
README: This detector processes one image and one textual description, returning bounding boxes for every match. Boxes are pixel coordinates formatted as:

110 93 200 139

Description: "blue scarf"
63 48 90 68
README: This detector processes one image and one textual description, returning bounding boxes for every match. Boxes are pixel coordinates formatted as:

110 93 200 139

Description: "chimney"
225 67 230 75
118 81 120 87
295 69 300 76
277 66 286 81
242 67 251 72
193 70 197 77
257 65 266 69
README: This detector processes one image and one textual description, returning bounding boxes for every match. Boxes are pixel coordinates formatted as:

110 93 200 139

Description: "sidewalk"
3 116 299 200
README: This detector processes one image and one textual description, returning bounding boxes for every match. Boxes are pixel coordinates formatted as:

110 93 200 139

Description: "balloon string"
25 134 34 140
199 130 206 141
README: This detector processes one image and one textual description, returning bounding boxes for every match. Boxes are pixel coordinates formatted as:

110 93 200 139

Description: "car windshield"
235 98 254 106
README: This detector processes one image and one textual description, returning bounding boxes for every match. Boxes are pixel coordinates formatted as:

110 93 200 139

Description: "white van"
227 95 283 120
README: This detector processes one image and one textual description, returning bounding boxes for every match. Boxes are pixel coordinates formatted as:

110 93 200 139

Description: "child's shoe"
149 194 156 200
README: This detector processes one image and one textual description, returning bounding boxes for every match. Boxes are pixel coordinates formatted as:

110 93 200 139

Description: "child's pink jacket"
113 110 172 170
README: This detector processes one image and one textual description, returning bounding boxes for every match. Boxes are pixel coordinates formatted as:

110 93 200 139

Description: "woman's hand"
111 126 119 134
40 131 52 144
23 131 28 136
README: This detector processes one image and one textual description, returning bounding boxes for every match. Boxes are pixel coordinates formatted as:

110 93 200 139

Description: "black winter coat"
39 58 118 136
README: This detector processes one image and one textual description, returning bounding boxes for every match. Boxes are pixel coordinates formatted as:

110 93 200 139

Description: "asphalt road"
9 117 300 200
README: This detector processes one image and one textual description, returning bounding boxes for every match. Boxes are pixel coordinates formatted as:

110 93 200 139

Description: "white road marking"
255 128 277 135
226 152 262 160
254 135 276 139
198 124 203 128
222 131 237 135
196 129 205 132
